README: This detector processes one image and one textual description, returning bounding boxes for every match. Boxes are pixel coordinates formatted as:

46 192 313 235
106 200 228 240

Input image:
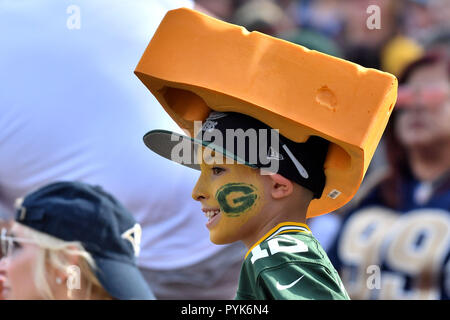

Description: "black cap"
144 112 329 199
15 181 154 300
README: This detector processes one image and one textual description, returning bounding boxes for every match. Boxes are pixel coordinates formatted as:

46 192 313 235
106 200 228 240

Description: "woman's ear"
269 174 294 199
50 246 80 282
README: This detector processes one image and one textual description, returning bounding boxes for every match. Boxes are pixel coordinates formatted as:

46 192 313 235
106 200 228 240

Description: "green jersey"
235 222 349 300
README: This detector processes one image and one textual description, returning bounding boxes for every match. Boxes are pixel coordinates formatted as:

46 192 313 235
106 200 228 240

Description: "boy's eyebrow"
202 149 219 164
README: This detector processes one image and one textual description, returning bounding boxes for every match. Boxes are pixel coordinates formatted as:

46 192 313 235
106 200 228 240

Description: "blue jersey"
328 173 450 299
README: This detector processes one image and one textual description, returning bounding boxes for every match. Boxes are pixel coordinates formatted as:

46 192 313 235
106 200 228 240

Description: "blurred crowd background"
193 0 450 300
193 0 450 238
1 0 449 300
195 0 449 76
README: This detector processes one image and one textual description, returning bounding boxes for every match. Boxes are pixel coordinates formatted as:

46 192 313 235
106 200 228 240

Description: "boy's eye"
212 167 225 175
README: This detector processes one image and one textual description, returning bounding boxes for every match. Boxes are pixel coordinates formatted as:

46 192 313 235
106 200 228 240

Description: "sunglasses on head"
396 84 449 109
0 228 37 259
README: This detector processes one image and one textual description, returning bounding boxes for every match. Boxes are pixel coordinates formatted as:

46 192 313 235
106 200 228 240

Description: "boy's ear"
269 174 294 199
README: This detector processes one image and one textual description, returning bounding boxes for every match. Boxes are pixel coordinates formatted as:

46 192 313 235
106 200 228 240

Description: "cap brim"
143 129 254 169
94 256 155 300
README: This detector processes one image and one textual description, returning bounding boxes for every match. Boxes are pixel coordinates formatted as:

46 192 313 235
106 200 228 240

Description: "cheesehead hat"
135 8 398 218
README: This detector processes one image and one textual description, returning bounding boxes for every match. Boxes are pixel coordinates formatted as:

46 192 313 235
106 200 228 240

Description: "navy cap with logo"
14 181 154 300
144 112 329 199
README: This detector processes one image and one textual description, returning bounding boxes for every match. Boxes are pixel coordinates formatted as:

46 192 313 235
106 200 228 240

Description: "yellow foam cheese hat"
135 8 398 218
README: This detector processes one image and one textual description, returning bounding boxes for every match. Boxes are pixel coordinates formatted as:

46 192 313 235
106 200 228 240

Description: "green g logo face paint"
215 183 258 217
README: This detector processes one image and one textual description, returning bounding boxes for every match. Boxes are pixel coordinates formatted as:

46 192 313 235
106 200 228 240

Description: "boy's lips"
202 207 221 229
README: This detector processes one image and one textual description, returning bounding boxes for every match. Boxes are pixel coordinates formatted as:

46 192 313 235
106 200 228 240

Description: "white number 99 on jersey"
337 206 450 299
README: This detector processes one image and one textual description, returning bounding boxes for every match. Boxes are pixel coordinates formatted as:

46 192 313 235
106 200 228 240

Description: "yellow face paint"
192 148 268 244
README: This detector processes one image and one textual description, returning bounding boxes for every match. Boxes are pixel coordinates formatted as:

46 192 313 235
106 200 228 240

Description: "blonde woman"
0 181 154 300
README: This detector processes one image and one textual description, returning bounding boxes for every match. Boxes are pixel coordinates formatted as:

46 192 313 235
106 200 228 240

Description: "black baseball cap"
14 181 154 300
144 112 329 199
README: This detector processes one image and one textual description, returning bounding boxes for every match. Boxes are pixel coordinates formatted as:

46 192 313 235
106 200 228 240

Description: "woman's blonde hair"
16 223 112 300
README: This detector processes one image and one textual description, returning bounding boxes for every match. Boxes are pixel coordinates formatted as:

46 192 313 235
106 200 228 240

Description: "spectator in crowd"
194 0 236 19
0 0 245 300
402 0 450 45
337 0 401 68
0 181 153 300
327 50 450 299
231 0 295 35
425 30 450 55
381 35 424 77
292 0 344 39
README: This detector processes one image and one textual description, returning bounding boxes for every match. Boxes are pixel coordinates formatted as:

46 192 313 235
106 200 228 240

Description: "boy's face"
192 148 268 244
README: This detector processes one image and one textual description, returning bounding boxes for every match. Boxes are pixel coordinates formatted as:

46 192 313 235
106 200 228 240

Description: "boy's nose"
192 177 209 202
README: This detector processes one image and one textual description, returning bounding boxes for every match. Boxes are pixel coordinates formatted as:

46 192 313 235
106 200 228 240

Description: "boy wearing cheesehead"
146 111 349 299
135 8 397 300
